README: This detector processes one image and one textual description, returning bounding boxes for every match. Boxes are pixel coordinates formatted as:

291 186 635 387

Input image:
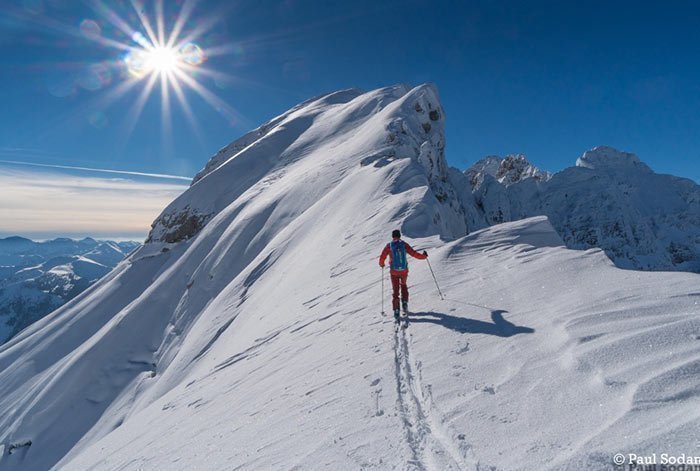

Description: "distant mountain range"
462 146 700 272
0 237 139 344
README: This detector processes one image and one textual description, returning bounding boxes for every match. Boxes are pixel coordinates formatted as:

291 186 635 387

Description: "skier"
379 229 428 323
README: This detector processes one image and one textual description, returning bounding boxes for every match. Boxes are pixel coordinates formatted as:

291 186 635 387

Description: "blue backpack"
389 240 408 270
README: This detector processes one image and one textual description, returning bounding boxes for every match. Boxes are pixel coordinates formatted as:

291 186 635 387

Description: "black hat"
392 229 401 239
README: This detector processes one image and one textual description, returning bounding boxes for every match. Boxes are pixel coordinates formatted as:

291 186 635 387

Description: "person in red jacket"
379 229 428 320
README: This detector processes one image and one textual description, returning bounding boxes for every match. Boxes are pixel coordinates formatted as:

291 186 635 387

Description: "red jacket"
379 238 427 274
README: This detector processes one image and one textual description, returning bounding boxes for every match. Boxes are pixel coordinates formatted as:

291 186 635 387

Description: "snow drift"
0 84 698 471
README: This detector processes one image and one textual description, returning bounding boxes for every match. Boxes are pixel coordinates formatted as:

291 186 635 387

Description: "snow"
0 84 698 470
575 145 647 171
464 147 700 272
0 238 138 344
465 154 550 188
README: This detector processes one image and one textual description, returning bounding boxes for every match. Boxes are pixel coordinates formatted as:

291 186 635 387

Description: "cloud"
0 165 189 240
0 159 192 181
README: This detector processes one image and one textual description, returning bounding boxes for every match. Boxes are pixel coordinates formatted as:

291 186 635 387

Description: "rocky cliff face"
466 154 550 189
463 146 700 272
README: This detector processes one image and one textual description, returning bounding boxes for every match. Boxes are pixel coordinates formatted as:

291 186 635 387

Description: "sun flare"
124 31 206 79
125 45 181 77
146 46 179 74
63 0 244 140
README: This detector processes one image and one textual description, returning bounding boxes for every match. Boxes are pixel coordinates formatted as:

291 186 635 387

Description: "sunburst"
72 0 245 144
123 33 205 79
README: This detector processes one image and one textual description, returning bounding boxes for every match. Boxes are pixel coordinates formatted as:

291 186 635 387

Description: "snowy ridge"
0 85 698 470
148 84 465 244
191 88 364 185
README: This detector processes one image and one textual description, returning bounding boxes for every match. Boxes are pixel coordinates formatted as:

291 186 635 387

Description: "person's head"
392 229 401 239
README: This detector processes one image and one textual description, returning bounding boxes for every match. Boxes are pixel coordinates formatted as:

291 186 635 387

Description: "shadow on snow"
409 310 534 337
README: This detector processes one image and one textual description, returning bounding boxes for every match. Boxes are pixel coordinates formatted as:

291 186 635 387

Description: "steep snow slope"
62 217 699 471
466 146 700 272
0 85 698 471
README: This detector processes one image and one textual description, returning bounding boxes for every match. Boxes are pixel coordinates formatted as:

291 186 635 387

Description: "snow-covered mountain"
0 237 139 344
465 146 700 272
0 85 698 471
465 154 551 189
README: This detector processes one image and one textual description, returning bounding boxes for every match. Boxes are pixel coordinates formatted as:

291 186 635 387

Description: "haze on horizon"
0 162 188 241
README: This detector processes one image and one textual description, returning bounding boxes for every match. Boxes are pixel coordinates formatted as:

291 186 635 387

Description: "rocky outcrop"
463 146 700 272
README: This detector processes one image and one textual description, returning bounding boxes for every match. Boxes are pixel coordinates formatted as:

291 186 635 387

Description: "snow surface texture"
0 85 698 471
0 237 139 344
465 147 700 272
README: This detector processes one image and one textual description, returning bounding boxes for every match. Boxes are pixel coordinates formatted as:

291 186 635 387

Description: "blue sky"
1 0 699 238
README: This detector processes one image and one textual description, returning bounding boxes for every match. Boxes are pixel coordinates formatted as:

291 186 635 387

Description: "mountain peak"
575 145 651 172
148 83 462 244
465 154 550 188
0 236 34 244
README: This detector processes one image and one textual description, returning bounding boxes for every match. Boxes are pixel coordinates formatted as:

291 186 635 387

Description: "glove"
423 251 428 257
379 262 385 268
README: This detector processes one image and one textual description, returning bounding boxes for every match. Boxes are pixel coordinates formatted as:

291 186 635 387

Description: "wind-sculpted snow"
0 86 698 471
148 84 465 244
465 146 700 272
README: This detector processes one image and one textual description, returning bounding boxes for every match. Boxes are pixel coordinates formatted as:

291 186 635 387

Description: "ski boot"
401 300 409 314
393 308 401 323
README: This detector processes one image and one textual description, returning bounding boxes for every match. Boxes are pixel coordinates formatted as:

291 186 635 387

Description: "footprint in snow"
456 342 470 354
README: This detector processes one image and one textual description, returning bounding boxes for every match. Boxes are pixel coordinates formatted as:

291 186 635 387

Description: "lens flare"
79 19 101 40
123 41 205 78
131 32 150 48
180 43 205 66
124 50 150 78
123 27 207 79
55 0 245 145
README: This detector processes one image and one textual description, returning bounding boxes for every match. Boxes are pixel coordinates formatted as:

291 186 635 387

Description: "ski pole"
381 266 385 315
426 258 444 300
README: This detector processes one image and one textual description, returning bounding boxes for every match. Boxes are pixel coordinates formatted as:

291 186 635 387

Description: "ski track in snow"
393 322 476 471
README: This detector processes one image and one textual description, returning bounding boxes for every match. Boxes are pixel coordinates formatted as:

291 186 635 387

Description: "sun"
125 45 182 78
123 31 205 80
68 1 245 142
146 46 180 74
